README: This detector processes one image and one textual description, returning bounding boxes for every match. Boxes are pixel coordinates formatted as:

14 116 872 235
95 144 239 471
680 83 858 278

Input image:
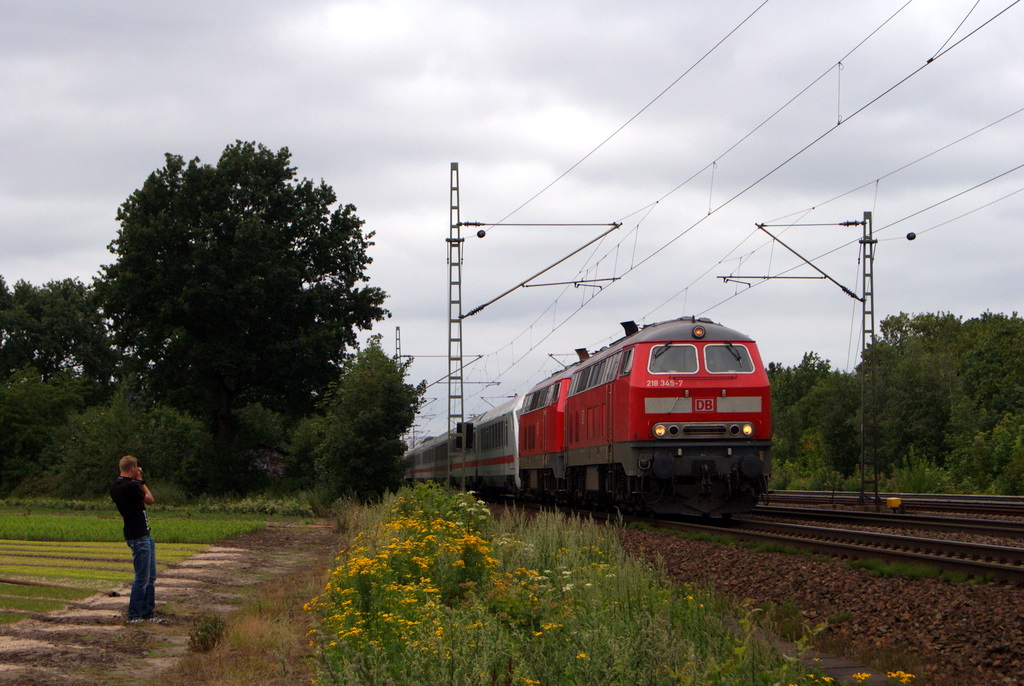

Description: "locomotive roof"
525 317 754 393
626 317 752 343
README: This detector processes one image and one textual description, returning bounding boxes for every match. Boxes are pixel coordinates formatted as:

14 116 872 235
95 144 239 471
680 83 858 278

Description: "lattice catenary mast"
447 163 465 486
727 211 880 506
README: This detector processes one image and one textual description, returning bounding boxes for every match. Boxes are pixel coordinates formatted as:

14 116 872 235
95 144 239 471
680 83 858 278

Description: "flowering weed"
307 484 838 685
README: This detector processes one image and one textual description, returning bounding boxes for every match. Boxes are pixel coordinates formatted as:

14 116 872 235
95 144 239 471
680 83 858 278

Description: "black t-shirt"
109 477 151 540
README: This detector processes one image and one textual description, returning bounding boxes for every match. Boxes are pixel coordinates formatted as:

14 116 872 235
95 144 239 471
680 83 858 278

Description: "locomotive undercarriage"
528 441 772 516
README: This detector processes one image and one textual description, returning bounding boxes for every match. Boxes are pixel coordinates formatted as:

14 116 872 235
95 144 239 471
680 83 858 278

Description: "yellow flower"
576 653 588 660
852 674 872 683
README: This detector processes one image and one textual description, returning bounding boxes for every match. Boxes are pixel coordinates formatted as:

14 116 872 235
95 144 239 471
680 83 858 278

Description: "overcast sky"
2 1 1021 438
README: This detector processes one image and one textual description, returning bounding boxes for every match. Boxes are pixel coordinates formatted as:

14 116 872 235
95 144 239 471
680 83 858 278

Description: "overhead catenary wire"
623 6 1024 324
482 0 772 234
711 165 1024 305
762 105 1024 226
464 149 1023 419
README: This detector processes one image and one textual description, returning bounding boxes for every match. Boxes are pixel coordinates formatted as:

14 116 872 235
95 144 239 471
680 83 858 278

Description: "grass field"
0 508 269 622
0 512 268 543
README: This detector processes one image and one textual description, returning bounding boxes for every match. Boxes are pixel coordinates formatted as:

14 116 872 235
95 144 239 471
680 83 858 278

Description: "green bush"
882 448 954 494
44 392 208 498
0 369 86 494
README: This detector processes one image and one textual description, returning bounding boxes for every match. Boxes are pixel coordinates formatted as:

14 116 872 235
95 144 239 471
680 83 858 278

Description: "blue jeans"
126 535 157 619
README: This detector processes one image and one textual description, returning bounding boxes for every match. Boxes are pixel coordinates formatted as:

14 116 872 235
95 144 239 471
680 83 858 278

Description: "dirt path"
0 523 340 685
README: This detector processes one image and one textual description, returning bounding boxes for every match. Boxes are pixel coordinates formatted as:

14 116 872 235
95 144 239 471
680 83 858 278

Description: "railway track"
770 489 1024 517
505 496 1024 584
646 514 1024 585
751 505 1024 539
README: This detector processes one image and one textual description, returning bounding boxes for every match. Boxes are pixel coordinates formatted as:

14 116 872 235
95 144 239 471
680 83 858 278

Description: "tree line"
769 311 1024 494
2 141 1020 501
0 141 423 503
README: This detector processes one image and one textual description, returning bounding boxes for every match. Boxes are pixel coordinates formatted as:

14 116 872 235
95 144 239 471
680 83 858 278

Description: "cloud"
1 0 1021 437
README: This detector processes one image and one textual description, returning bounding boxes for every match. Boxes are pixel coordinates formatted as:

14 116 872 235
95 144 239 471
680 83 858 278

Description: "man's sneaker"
126 618 144 624
145 618 166 624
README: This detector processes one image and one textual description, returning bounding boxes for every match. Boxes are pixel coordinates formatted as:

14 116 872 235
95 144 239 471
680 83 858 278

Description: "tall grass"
306 484 827 685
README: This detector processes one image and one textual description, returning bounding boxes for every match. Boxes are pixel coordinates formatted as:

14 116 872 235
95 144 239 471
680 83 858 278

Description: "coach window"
648 344 699 374
705 343 754 373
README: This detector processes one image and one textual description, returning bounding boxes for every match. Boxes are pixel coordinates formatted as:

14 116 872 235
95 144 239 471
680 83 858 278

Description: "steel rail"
649 517 1024 586
751 506 1024 540
770 490 1024 516
501 499 1024 584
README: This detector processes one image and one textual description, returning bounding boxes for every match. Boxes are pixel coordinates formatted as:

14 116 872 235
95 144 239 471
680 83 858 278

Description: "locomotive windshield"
648 344 698 374
705 343 754 373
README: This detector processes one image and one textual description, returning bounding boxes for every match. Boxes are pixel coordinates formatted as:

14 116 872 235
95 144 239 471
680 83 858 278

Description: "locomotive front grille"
651 421 757 439
681 424 727 437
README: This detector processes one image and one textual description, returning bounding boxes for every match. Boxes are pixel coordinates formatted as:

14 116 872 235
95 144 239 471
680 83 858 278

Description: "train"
405 316 772 517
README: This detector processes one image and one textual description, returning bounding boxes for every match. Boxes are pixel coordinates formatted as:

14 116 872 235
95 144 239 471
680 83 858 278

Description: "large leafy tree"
874 312 964 467
768 354 859 484
97 141 388 444
953 312 1024 435
767 352 833 465
0 277 117 386
0 369 86 493
768 311 1024 493
314 336 425 500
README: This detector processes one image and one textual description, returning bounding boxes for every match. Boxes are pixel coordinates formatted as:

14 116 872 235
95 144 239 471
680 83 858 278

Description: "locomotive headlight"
741 423 754 437
653 424 667 438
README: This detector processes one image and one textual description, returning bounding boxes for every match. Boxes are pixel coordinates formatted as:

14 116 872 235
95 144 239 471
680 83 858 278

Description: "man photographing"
109 455 159 623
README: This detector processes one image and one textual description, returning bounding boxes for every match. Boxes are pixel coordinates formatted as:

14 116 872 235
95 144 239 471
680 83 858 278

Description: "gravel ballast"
620 528 1024 686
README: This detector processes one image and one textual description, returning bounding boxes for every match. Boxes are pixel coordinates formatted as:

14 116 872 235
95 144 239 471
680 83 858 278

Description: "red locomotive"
407 317 772 516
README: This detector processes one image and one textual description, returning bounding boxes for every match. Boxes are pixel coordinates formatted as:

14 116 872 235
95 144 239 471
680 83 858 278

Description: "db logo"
694 398 716 412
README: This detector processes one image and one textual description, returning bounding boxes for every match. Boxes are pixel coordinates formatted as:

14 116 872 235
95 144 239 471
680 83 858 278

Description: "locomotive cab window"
704 343 754 373
648 344 698 374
